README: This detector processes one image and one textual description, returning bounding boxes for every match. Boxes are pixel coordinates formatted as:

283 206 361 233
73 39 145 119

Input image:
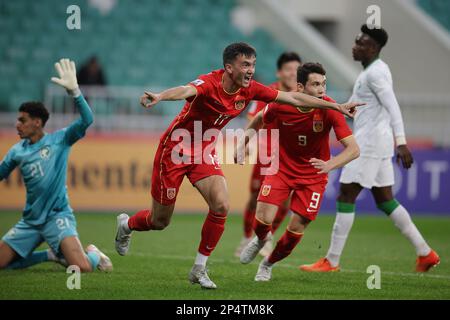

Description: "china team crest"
313 114 323 132
261 185 271 196
235 96 246 110
167 188 176 200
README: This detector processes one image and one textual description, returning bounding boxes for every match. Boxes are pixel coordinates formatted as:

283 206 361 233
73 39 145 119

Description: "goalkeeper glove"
51 58 81 97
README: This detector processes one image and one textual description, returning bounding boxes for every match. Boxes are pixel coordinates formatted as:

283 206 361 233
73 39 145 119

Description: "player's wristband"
68 87 81 98
395 136 407 146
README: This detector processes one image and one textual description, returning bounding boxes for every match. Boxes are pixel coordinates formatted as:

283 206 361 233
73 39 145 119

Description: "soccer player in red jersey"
115 43 362 289
235 52 302 258
238 62 360 281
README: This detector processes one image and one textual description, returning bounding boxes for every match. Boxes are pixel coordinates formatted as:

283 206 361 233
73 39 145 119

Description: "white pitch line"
105 250 450 280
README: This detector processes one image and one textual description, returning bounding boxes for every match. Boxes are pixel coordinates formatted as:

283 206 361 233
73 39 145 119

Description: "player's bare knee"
260 216 273 225
255 210 272 225
289 214 310 233
211 200 229 216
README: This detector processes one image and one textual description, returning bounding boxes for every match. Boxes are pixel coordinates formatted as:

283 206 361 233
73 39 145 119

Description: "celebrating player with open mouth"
237 62 360 281
114 42 362 289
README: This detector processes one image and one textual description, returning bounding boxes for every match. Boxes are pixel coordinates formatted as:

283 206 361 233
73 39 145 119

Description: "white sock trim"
389 205 431 256
195 252 208 266
326 212 355 267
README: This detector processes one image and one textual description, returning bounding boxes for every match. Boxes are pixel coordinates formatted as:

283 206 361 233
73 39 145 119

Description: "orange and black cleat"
416 249 440 272
299 258 340 272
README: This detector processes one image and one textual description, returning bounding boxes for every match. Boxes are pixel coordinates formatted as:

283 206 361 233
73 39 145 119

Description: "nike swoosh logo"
306 208 317 213
282 122 294 126
206 246 213 250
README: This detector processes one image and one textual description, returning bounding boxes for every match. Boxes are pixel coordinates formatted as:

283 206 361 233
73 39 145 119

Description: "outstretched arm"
51 58 94 145
310 136 360 174
140 85 198 108
276 91 363 118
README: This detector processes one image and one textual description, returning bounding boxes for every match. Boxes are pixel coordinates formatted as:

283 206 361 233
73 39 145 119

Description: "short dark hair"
297 62 326 85
361 24 388 49
276 52 302 70
19 102 50 127
223 42 256 66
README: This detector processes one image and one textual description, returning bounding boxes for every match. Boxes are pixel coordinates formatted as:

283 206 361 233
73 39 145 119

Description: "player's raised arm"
140 85 197 109
51 58 94 145
310 136 360 174
275 90 363 118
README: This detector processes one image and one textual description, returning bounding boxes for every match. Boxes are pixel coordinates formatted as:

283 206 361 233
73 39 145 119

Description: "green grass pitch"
0 211 449 300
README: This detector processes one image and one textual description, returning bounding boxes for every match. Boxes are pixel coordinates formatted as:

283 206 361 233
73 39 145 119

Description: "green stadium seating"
0 0 296 111
417 0 450 31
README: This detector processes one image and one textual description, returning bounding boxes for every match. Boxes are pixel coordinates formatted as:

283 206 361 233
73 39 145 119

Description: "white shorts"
339 156 395 189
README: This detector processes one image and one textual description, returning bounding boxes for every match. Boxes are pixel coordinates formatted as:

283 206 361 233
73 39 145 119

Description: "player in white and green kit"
0 59 112 272
301 24 439 273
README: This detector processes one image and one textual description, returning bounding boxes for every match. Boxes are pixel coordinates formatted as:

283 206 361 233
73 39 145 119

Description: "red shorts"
151 143 224 205
257 174 327 221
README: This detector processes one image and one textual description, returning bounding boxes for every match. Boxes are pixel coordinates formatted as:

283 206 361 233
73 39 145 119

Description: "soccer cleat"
258 238 273 257
255 258 273 282
234 237 252 258
188 264 217 289
299 257 340 272
416 249 440 272
86 244 113 272
115 213 131 256
240 233 272 264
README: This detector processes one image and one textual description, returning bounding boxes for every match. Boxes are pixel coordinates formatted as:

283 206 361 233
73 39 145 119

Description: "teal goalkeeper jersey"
0 94 93 226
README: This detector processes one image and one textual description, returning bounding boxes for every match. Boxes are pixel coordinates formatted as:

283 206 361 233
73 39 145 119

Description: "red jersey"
160 70 278 159
263 96 352 184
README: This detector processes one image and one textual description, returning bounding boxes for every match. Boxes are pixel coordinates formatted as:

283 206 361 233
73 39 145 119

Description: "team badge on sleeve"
190 79 205 86
167 188 176 200
261 185 271 196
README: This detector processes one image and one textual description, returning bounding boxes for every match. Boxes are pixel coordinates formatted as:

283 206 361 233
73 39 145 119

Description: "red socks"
243 207 256 238
272 206 288 233
198 210 227 256
268 229 303 264
128 209 152 231
253 217 272 241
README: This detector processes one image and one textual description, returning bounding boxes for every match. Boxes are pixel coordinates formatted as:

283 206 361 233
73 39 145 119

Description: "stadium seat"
0 0 293 111
417 0 450 31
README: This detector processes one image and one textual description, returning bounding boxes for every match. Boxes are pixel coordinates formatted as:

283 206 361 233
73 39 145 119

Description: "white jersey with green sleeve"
349 59 406 158
0 94 93 226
